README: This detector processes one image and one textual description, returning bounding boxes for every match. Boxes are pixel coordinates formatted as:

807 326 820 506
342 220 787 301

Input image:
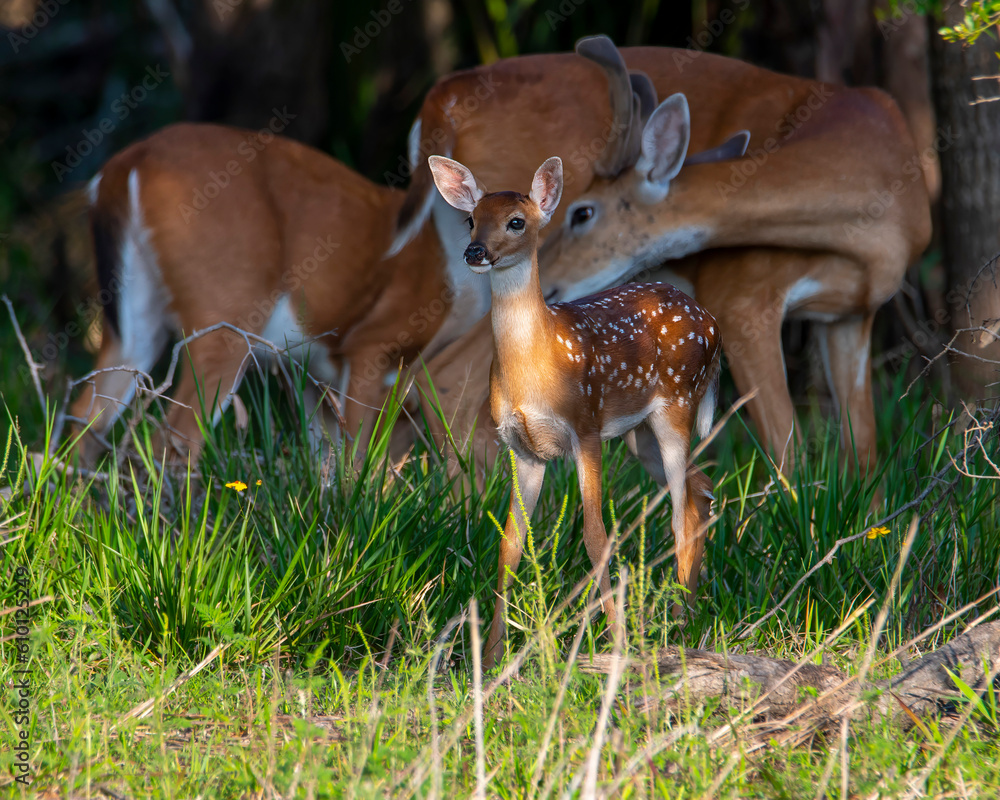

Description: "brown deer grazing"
428 154 722 669
69 123 445 465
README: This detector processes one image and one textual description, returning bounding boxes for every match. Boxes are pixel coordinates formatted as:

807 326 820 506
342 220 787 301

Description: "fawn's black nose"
464 242 489 266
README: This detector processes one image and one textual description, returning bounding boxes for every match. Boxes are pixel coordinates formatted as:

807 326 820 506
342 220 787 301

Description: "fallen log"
581 621 1000 729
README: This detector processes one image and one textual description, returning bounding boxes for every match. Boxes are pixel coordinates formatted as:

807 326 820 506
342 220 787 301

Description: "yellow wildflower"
225 481 248 493
866 526 890 540
256 479 262 486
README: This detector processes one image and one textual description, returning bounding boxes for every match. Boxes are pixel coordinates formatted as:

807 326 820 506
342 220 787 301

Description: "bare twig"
63 321 358 464
0 595 54 617
579 569 628 800
3 295 46 416
529 612 591 795
112 643 226 731
470 599 486 800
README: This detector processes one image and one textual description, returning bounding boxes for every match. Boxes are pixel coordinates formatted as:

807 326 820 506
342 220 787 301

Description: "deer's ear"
529 156 563 226
636 93 691 192
684 130 750 166
428 156 485 213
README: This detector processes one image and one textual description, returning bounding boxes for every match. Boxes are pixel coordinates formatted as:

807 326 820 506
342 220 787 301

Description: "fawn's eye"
466 217 474 230
507 217 525 231
571 206 594 227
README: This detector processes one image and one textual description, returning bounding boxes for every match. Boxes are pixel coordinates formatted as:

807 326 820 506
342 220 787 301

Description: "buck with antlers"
429 154 721 668
70 122 446 465
403 36 933 476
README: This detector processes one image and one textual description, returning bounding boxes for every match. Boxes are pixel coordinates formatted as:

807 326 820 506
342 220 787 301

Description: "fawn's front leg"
575 437 617 623
483 453 546 669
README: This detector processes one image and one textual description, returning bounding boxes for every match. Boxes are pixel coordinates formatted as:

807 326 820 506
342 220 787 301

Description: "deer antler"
575 35 643 177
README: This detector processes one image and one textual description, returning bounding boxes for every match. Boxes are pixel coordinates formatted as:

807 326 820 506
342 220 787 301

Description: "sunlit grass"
1 350 999 796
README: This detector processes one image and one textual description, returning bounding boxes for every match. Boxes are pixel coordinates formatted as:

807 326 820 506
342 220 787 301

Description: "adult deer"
401 36 933 475
71 56 742 467
429 154 721 668
71 122 446 464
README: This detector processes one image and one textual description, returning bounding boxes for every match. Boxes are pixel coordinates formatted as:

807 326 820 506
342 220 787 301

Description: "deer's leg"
697 278 797 471
575 436 617 623
625 425 715 590
417 318 496 477
483 452 546 669
158 328 251 464
623 424 665 484
300 379 336 462
342 349 395 458
70 319 169 467
681 466 714 591
818 312 877 474
647 409 704 600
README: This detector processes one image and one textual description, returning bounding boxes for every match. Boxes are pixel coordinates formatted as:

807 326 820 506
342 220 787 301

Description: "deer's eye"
571 206 594 227
466 217 474 230
507 217 525 231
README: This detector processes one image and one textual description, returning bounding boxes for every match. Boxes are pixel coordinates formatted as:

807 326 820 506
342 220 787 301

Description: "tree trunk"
930 4 1000 397
182 0 333 147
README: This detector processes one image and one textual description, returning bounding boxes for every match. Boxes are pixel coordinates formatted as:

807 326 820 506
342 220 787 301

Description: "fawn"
428 154 722 668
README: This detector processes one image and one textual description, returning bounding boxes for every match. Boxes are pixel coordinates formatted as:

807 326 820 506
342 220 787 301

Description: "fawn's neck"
489 254 554 369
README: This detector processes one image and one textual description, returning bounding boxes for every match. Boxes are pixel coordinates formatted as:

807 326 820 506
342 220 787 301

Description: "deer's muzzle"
464 242 491 272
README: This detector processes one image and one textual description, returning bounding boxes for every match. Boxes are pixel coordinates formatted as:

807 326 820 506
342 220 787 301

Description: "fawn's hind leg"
639 411 712 600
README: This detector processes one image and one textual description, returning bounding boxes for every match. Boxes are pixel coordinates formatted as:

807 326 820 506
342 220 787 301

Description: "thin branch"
3 295 46 416
64 321 356 462
111 644 226 731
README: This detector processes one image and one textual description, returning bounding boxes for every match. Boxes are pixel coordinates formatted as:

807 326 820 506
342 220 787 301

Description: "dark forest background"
0 0 997 405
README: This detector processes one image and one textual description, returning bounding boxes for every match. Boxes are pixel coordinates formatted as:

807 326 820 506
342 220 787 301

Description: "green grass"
2 334 1000 796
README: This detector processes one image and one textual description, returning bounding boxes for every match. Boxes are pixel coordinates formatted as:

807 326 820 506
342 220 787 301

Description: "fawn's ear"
529 156 563 226
428 156 485 213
